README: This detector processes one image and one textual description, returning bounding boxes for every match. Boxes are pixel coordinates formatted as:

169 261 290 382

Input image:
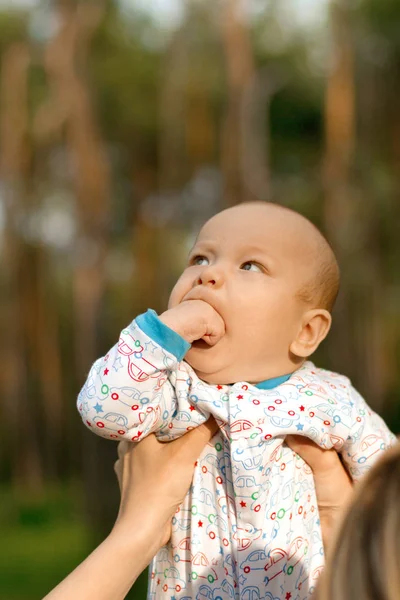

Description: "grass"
0 484 148 600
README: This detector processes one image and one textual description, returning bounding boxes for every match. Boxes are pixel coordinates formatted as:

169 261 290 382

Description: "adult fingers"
286 435 342 472
169 417 219 460
117 440 129 460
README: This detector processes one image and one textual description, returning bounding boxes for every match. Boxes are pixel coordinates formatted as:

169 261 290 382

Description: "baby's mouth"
192 339 213 350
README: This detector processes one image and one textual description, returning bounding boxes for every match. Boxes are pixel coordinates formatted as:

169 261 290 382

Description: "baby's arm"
77 301 224 442
339 386 397 480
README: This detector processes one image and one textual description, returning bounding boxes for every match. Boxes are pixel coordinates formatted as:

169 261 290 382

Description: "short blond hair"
295 225 340 313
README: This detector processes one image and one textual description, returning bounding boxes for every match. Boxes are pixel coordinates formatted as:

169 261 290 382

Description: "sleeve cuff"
136 309 191 361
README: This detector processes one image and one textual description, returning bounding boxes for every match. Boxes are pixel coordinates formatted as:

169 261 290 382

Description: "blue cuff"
136 309 191 361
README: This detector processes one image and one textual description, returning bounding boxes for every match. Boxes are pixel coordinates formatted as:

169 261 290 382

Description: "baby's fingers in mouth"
192 338 212 349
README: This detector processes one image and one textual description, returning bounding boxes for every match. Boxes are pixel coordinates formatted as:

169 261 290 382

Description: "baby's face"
168 203 316 384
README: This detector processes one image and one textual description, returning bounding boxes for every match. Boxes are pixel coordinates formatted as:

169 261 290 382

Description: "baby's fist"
159 300 225 346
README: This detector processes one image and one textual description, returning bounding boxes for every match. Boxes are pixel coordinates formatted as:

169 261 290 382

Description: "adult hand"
286 436 353 551
113 417 219 554
45 418 218 600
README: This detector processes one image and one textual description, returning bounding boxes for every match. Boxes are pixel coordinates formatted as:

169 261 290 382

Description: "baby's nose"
196 266 223 287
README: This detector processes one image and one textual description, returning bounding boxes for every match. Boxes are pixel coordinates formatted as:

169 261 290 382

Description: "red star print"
240 501 247 507
189 405 196 411
198 520 203 527
217 385 223 390
103 368 109 375
286 594 292 600
86 421 92 427
237 394 244 400
194 461 198 467
157 578 160 585
299 405 305 411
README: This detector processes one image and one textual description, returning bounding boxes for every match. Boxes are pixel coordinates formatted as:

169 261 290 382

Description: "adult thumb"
170 416 219 460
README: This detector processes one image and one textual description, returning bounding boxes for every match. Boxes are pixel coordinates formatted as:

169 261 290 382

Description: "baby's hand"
159 300 225 346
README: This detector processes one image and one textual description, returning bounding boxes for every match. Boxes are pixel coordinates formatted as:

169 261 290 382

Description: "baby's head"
168 202 339 385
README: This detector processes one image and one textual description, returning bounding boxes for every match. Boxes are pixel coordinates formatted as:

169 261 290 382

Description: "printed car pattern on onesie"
78 311 396 600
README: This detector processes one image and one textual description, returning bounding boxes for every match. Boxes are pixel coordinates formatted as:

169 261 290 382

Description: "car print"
117 332 163 386
199 487 218 511
213 578 235 600
93 412 128 436
241 547 287 583
250 480 272 513
171 512 192 531
218 452 233 484
241 549 269 574
167 409 197 433
241 585 261 600
196 585 213 600
351 434 386 464
173 536 192 564
137 405 161 427
321 432 345 449
286 536 309 574
190 552 218 584
309 564 325 595
161 566 187 593
207 514 228 540
234 474 261 499
224 553 238 576
232 442 265 471
267 479 298 520
190 388 223 409
308 403 351 430
264 547 287 584
218 494 236 519
233 523 262 551
297 382 330 401
263 404 300 429
231 420 262 437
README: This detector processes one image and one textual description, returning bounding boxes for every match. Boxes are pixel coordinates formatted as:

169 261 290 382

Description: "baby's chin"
185 344 223 381
185 343 238 385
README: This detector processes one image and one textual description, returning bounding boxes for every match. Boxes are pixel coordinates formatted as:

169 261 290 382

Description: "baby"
78 202 395 600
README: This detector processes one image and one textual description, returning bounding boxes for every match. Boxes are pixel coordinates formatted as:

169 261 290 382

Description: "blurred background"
0 0 399 598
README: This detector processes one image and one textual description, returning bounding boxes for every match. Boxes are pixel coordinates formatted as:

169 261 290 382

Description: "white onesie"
78 309 396 600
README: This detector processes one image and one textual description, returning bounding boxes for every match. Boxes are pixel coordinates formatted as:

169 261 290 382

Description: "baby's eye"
241 261 263 273
191 255 209 267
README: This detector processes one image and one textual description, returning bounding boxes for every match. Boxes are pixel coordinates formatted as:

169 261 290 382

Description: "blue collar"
254 373 292 390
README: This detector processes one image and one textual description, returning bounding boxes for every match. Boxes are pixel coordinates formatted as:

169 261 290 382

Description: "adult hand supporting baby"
44 417 218 600
113 416 219 549
160 299 225 346
285 436 353 551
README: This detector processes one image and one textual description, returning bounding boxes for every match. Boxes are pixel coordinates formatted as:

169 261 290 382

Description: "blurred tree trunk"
33 244 64 479
44 2 110 378
143 27 189 311
323 0 387 408
159 29 188 191
38 1 116 532
185 84 215 171
0 43 45 493
218 0 256 206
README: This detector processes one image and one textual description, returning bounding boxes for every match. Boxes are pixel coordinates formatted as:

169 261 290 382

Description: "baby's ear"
289 309 332 358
